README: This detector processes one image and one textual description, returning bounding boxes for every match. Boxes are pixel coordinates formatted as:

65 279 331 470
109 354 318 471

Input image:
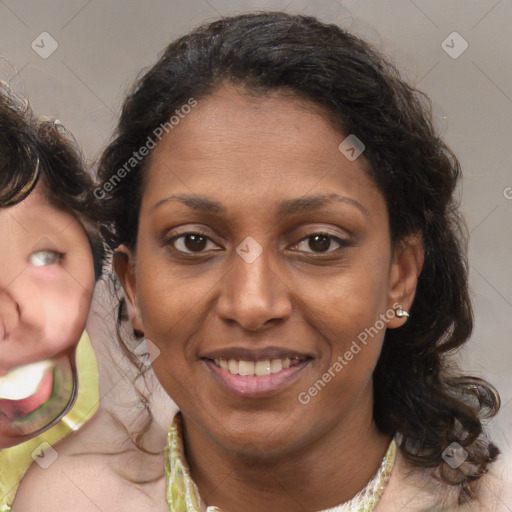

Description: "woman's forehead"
143 85 378 208
154 84 341 147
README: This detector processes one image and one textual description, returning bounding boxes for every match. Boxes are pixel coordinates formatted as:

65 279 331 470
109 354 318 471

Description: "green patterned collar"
0 331 100 511
165 413 396 512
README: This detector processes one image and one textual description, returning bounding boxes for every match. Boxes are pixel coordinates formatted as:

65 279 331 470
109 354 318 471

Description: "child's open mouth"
0 360 55 420
0 353 77 445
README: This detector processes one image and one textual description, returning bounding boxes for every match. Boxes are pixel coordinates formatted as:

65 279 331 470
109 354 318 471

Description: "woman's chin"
201 413 308 460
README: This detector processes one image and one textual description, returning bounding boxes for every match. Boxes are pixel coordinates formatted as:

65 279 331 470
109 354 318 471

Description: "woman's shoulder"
11 408 169 512
376 443 512 512
481 447 512 511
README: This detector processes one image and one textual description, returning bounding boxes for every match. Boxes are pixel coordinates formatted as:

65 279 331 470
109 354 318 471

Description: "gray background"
1 0 511 454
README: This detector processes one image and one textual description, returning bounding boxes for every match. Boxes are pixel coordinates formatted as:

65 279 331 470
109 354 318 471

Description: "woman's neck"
182 390 393 512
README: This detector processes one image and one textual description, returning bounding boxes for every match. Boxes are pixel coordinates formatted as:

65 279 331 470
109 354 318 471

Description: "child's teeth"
214 358 301 376
0 360 52 400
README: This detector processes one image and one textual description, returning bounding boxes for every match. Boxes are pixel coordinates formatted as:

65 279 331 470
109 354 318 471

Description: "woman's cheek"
138 268 213 333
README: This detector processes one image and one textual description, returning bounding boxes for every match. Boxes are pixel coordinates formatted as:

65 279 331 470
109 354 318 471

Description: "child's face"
0 184 95 447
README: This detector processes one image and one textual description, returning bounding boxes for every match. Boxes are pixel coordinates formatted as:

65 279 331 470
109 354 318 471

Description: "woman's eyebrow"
150 193 368 217
278 194 368 217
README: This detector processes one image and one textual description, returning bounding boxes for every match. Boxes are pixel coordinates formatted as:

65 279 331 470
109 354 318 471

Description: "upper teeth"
0 360 53 400
213 358 301 377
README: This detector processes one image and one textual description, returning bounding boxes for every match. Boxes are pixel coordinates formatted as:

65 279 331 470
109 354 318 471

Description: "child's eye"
29 250 63 267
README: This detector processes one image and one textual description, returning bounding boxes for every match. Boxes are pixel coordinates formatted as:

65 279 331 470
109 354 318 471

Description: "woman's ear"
386 233 424 329
113 245 143 333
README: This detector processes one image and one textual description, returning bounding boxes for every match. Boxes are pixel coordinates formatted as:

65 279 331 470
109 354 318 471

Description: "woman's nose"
216 246 293 331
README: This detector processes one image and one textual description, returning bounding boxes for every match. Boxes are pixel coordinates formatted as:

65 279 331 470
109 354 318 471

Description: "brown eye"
293 233 348 254
167 232 219 254
182 234 207 252
308 234 331 252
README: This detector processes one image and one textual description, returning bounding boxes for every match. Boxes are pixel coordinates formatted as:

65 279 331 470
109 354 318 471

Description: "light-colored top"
164 412 397 512
0 331 100 511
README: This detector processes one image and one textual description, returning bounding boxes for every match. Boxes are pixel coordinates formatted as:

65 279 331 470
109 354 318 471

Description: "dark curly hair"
0 83 103 279
95 12 501 502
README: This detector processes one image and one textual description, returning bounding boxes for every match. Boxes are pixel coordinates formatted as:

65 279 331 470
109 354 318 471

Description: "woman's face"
0 184 95 447
116 85 423 456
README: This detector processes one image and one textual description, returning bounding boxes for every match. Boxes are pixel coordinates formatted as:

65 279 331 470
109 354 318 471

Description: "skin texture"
114 85 424 512
0 184 95 446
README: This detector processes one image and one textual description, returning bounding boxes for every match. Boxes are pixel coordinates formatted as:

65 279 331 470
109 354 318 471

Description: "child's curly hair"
0 82 103 278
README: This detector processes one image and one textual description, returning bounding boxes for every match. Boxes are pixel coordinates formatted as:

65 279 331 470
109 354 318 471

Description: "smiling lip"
203 357 311 398
201 346 312 362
